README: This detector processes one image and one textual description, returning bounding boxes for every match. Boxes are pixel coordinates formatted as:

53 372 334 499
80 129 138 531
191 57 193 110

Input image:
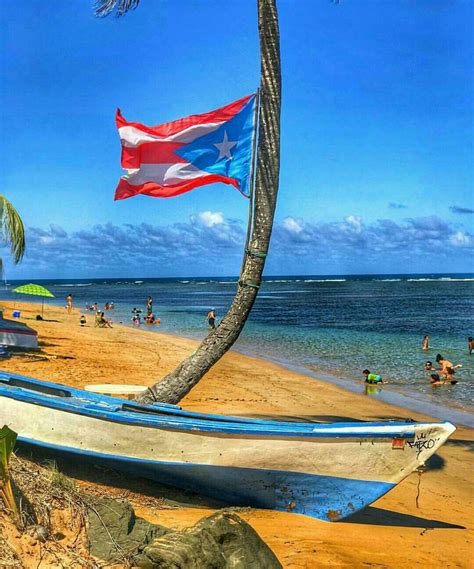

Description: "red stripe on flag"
116 94 253 139
115 175 246 200
121 141 187 169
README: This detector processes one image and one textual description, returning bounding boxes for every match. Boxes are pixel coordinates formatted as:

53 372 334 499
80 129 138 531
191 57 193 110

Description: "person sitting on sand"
95 312 112 328
362 369 383 384
99 312 112 328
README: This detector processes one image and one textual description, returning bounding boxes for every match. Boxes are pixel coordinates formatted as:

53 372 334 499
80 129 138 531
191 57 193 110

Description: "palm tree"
0 195 25 278
95 0 281 404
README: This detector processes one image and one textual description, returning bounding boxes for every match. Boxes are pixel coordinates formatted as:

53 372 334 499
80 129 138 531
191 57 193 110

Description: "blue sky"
1 0 472 278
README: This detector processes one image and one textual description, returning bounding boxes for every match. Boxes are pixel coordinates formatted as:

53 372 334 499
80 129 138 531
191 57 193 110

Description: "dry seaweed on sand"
0 533 22 568
2 454 98 568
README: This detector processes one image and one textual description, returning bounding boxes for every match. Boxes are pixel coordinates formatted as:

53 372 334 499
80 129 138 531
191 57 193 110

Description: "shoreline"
1 300 473 568
1 298 472 428
263 354 474 428
90 318 474 428
6 284 472 424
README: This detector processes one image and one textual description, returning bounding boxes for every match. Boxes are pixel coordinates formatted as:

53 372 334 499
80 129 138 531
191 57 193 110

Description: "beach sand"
1 301 473 568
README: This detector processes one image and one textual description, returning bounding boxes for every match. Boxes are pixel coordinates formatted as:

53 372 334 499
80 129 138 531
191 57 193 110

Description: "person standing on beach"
66 293 73 314
422 335 429 351
207 308 216 330
146 295 153 316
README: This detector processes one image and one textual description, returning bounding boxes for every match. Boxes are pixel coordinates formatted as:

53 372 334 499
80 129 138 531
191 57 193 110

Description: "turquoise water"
2 274 473 421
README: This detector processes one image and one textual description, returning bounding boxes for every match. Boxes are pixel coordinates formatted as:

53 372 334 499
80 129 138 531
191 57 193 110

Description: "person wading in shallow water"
422 335 429 351
207 308 217 330
436 354 462 384
146 296 153 316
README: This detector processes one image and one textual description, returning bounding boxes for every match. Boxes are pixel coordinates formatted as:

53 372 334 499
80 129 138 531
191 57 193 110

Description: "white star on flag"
214 131 237 160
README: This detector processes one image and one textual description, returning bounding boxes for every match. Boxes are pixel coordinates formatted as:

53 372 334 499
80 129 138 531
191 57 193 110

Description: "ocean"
2 273 473 425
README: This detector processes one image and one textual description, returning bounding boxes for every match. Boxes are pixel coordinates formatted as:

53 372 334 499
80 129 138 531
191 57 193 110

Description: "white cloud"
198 211 224 227
344 215 364 234
282 217 303 233
449 231 472 247
4 213 473 278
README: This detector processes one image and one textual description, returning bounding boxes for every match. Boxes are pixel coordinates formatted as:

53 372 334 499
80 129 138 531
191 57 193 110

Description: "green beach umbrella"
12 283 55 318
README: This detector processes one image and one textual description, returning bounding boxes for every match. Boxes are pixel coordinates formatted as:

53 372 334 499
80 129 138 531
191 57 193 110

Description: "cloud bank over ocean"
4 211 473 279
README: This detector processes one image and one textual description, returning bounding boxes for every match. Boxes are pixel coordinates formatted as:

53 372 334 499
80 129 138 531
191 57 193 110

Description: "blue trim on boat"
0 371 427 439
18 436 394 522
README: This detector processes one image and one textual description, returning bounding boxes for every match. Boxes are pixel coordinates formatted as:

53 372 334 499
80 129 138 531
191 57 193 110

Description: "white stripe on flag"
119 122 223 147
122 163 207 186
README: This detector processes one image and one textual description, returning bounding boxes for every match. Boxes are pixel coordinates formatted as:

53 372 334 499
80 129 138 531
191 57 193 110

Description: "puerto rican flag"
115 94 257 200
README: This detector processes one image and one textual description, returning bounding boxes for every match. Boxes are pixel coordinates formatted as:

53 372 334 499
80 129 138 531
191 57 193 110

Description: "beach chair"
94 314 106 328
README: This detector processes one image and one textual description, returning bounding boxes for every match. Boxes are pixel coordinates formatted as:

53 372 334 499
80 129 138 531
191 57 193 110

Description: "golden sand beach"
1 301 473 568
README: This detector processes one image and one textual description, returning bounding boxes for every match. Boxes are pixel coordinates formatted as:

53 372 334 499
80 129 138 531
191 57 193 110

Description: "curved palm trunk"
138 0 281 404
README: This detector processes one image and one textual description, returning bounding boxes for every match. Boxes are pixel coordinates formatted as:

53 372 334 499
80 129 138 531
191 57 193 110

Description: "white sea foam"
304 279 347 283
407 277 474 282
55 283 92 287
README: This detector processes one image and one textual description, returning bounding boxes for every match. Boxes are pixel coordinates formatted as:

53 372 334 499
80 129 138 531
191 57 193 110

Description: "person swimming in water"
362 369 383 384
425 361 434 371
429 373 445 386
426 355 460 385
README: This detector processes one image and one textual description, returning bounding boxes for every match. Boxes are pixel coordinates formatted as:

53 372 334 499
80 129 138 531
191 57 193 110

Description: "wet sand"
1 301 473 568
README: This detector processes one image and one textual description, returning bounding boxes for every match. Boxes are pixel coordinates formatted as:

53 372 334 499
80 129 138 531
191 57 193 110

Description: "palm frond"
0 194 26 265
94 0 140 18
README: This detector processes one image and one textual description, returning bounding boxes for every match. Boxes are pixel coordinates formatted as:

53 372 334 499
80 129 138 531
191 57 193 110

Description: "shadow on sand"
343 506 465 529
446 439 474 452
16 443 224 510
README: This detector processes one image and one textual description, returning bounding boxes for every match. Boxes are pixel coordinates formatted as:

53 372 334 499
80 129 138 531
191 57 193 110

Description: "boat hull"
0 318 38 349
0 372 456 521
19 436 394 521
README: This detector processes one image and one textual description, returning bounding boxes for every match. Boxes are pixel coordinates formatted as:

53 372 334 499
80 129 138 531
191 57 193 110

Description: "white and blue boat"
0 312 38 350
0 370 455 521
